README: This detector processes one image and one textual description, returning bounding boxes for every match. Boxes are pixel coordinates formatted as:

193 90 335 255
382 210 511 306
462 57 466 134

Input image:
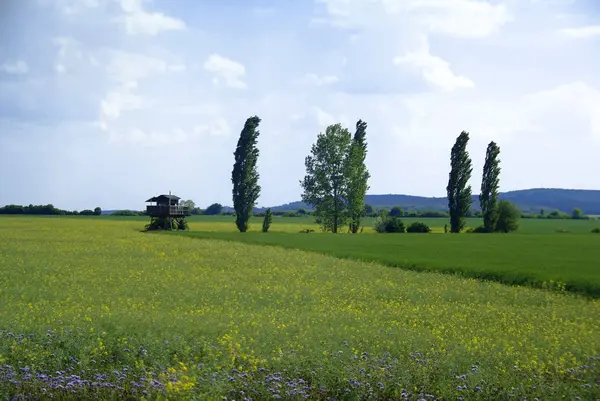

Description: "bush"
374 216 405 233
385 217 405 233
406 222 431 233
495 200 520 233
592 228 600 234
472 225 491 233
111 210 142 216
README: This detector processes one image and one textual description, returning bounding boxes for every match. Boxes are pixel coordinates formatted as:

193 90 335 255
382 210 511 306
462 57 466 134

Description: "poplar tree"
231 116 261 232
480 141 501 232
345 119 370 233
446 131 473 233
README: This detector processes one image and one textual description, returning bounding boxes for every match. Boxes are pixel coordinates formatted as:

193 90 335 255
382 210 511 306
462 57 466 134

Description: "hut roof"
145 194 181 202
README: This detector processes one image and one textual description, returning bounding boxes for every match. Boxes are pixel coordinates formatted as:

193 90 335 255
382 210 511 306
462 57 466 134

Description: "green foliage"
547 209 570 219
181 200 195 211
232 116 262 233
591 228 600 234
389 206 403 217
0 204 80 215
496 200 521 233
472 225 490 233
300 123 353 233
364 204 374 214
111 210 143 216
406 221 431 233
262 208 272 233
572 208 585 220
373 215 405 233
204 203 223 215
144 217 184 231
345 120 370 234
447 131 473 233
93 207 102 215
177 219 189 231
480 141 501 232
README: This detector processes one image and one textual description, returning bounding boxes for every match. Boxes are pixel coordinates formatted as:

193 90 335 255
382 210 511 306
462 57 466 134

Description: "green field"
1 216 599 399
82 213 600 234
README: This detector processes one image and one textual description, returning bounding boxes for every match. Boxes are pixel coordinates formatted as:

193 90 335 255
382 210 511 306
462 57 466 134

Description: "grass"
1 217 599 399
21 213 600 234
172 220 600 298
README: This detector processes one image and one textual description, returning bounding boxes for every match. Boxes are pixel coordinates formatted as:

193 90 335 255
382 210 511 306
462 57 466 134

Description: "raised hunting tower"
145 193 190 230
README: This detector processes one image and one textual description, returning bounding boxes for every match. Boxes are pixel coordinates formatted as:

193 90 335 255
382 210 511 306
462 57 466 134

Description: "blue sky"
1 0 599 210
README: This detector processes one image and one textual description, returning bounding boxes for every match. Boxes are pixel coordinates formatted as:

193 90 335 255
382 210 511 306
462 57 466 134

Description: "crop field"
86 213 600 234
1 216 600 400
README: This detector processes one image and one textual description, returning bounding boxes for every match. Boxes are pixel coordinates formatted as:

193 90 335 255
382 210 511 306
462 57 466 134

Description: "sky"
0 0 599 211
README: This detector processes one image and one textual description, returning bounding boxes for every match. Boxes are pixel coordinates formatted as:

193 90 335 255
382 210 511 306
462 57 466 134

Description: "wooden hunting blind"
145 193 190 230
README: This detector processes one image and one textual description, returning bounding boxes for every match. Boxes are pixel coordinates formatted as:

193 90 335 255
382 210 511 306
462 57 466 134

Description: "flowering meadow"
1 217 599 399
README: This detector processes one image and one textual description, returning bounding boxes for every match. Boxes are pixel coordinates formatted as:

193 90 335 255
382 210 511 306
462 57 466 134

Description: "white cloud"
559 25 600 38
407 0 513 38
1 60 28 75
100 82 149 121
115 0 186 35
106 51 167 83
298 73 339 86
315 0 513 37
52 36 87 75
524 81 600 140
1 0 600 210
393 37 474 91
203 54 247 89
193 117 232 137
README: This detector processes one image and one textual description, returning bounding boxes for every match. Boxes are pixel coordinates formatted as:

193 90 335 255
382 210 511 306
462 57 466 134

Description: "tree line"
229 118 522 233
0 204 102 216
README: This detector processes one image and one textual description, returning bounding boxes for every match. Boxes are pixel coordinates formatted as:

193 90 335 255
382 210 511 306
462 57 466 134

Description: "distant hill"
260 189 600 215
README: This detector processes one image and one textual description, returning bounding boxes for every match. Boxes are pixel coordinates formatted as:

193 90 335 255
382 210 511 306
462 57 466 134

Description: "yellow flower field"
0 217 599 399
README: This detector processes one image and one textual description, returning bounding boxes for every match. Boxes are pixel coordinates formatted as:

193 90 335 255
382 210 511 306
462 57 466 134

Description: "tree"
389 206 403 217
262 208 272 232
231 116 262 232
94 207 102 216
364 204 374 215
571 208 585 220
204 203 223 215
495 200 520 233
479 141 501 232
300 123 352 233
345 119 370 233
181 200 195 210
446 131 473 233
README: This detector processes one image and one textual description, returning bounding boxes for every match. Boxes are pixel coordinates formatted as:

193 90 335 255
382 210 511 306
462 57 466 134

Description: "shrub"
592 228 600 234
406 222 431 233
374 216 405 233
495 200 520 233
373 216 385 233
472 225 491 233
385 217 405 233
